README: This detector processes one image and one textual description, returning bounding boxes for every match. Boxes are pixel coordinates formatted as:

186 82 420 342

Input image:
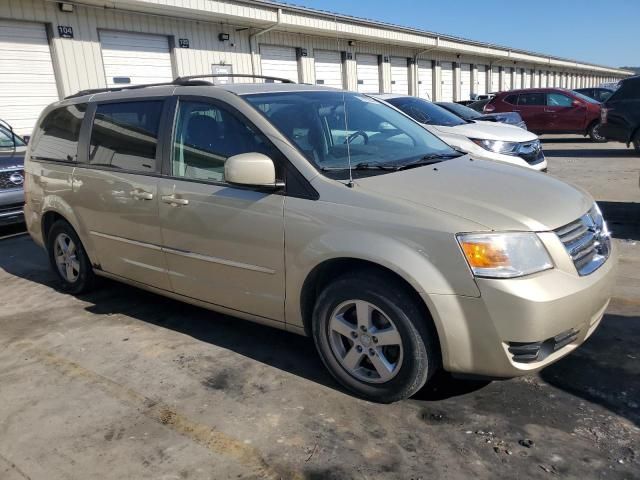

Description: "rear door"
73 98 170 289
515 92 546 131
157 97 286 321
545 92 586 131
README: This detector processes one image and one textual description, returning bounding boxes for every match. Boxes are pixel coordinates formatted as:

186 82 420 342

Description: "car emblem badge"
9 172 24 185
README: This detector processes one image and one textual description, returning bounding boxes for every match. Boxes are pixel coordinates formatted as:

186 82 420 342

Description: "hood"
0 146 26 170
356 156 591 231
431 121 536 142
481 112 522 124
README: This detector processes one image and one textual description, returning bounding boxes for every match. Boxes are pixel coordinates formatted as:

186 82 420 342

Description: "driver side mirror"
225 152 284 189
572 99 582 107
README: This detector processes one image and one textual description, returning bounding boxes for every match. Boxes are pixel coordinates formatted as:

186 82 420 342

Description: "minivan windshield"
242 91 459 176
385 97 468 127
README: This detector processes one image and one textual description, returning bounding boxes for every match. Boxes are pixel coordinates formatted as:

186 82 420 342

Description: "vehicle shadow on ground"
598 201 640 241
540 137 592 144
543 147 636 158
540 313 640 427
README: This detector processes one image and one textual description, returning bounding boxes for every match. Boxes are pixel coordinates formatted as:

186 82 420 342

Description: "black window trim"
77 96 171 176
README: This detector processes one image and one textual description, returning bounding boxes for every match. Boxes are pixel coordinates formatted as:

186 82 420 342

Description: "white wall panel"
491 66 500 92
314 50 342 88
390 57 409 94
459 63 471 100
417 59 433 99
476 65 487 95
356 53 379 93
440 61 453 101
260 45 298 82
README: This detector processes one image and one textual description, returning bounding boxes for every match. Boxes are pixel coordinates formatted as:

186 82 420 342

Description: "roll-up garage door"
440 61 454 101
541 72 548 88
524 70 531 88
491 66 500 92
417 60 433 99
503 68 513 91
0 20 59 135
459 63 471 101
314 50 342 89
260 45 299 83
515 69 522 89
100 31 173 88
390 57 409 94
476 65 487 96
356 54 380 93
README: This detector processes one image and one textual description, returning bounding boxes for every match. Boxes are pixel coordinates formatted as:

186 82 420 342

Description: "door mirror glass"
572 99 581 107
225 152 280 188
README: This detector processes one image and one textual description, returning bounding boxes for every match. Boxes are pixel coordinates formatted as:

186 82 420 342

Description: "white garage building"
0 0 631 134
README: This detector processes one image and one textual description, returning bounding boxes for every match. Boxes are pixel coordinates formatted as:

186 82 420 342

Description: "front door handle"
161 194 189 206
131 190 153 200
544 109 556 113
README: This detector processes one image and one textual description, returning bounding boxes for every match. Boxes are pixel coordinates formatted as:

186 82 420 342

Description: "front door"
74 99 171 290
158 98 286 321
545 92 586 131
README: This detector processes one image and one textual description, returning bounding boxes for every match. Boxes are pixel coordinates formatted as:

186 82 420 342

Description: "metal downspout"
250 8 283 78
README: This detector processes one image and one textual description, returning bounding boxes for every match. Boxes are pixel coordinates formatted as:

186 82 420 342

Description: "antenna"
334 15 353 187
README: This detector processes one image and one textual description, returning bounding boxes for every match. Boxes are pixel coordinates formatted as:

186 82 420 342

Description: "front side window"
546 93 573 107
243 91 458 176
89 101 162 172
171 100 277 182
30 104 86 161
517 93 545 106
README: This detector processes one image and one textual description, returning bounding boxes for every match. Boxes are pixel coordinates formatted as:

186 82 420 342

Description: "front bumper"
472 149 547 172
0 188 24 226
423 237 617 378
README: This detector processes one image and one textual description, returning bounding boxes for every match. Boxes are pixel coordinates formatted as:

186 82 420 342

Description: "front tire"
312 271 438 403
588 122 607 143
47 220 95 294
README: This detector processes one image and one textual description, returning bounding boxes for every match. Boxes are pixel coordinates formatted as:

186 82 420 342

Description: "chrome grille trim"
555 205 611 276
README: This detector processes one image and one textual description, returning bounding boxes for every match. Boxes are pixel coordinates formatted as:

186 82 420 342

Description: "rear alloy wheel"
312 271 438 403
588 122 607 143
47 220 95 294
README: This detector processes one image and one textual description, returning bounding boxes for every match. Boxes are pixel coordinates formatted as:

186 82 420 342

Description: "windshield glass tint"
437 102 482 120
243 91 457 171
387 97 467 126
0 126 26 148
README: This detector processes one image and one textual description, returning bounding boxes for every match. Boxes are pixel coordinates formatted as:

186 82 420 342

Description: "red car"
484 88 605 142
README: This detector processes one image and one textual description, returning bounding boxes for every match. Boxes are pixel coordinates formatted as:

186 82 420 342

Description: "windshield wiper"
391 152 463 171
320 162 397 172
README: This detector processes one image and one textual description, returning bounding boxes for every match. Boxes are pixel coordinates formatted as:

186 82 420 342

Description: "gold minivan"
24 76 616 402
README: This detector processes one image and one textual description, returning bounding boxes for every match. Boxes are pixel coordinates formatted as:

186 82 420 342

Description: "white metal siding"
524 70 531 88
417 60 433 99
356 54 380 93
314 50 342 88
459 63 471 100
515 69 522 89
0 20 59 135
491 66 500 92
440 61 454 101
476 65 487 95
390 57 409 94
503 67 512 91
100 31 173 88
260 45 298 83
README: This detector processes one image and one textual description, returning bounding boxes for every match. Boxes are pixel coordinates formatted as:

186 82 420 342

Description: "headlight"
457 232 553 278
471 138 520 155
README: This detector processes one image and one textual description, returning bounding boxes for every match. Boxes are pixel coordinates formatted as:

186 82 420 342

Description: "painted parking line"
14 342 304 480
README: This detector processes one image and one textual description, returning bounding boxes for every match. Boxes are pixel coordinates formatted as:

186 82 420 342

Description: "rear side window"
31 104 86 162
504 95 518 105
89 101 163 172
517 93 545 106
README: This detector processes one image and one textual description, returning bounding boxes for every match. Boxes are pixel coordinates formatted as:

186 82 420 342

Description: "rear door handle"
161 194 189 206
131 190 153 200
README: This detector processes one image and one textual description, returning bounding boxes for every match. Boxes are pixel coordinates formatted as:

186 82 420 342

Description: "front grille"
508 329 579 363
0 169 24 190
517 140 544 165
0 202 24 214
555 205 611 276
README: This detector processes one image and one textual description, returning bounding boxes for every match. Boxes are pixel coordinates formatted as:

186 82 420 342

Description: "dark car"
467 98 491 112
0 120 27 226
484 88 605 141
436 101 527 130
574 87 615 103
599 75 640 154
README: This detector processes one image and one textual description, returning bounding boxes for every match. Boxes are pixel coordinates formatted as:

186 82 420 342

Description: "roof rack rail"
174 74 296 84
64 81 176 100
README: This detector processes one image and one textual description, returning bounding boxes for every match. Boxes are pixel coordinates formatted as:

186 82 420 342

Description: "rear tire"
312 270 438 403
47 220 95 294
588 122 607 143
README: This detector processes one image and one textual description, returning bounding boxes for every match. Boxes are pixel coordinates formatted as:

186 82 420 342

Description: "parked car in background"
467 98 491 112
376 94 546 171
0 120 27 226
574 87 615 103
436 101 527 130
484 88 605 142
25 78 615 403
599 75 640 154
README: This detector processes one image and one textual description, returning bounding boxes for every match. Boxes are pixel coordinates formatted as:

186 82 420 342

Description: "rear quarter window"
30 104 86 162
